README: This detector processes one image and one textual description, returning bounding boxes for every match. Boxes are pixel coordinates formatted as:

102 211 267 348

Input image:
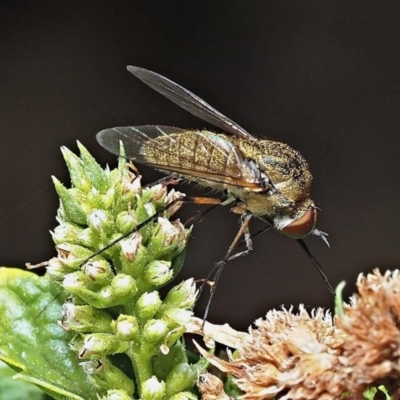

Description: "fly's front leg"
226 213 253 261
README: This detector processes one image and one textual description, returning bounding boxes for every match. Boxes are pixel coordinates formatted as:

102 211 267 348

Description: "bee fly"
96 66 334 317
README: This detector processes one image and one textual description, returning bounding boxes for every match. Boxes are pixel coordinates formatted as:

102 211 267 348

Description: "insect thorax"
235 138 313 203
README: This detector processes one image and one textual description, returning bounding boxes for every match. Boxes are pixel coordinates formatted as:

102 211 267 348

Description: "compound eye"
282 209 317 239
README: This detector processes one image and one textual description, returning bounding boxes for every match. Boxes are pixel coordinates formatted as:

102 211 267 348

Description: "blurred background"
1 1 400 330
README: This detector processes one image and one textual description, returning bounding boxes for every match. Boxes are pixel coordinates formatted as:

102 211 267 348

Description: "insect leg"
200 213 253 325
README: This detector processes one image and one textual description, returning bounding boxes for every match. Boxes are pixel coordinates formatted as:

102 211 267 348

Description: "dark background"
1 1 400 330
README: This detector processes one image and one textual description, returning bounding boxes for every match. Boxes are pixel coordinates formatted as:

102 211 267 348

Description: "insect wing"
127 66 254 141
97 125 185 159
97 126 262 189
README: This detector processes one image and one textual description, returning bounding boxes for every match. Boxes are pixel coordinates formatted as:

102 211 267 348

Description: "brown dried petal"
197 372 232 400
195 269 400 399
335 269 400 395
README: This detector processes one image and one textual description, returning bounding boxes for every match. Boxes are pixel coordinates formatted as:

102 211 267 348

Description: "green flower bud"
163 189 185 217
78 333 129 358
88 210 115 236
100 390 133 400
59 303 113 333
55 243 93 269
112 315 138 341
76 227 101 249
121 171 141 195
142 260 173 288
120 232 143 262
165 363 197 398
51 222 84 244
120 233 148 278
106 168 122 189
147 218 188 259
141 376 165 400
81 358 135 395
109 274 138 299
52 176 87 225
101 187 117 209
61 146 92 193
135 291 162 323
142 183 167 206
77 141 108 193
117 171 141 208
116 210 138 235
163 308 192 328
163 279 197 310
168 393 197 400
135 196 157 241
142 319 168 345
46 257 68 281
82 260 113 286
63 272 137 308
62 271 87 291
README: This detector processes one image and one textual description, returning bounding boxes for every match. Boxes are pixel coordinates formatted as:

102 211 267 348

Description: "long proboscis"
297 238 335 294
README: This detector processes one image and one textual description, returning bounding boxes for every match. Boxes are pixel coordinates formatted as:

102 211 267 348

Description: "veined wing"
127 66 255 141
97 125 262 189
97 125 185 158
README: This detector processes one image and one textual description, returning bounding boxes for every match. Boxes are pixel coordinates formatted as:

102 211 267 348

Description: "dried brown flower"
336 269 400 396
190 269 400 399
197 372 232 400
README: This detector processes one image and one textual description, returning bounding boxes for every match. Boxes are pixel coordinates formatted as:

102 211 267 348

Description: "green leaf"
377 385 390 400
363 387 377 399
0 267 104 400
0 361 45 400
335 281 346 316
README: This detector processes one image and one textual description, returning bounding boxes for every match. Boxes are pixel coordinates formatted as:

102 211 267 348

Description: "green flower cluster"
47 142 201 399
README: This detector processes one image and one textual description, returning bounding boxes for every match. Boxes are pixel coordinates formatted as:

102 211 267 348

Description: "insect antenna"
297 239 335 294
